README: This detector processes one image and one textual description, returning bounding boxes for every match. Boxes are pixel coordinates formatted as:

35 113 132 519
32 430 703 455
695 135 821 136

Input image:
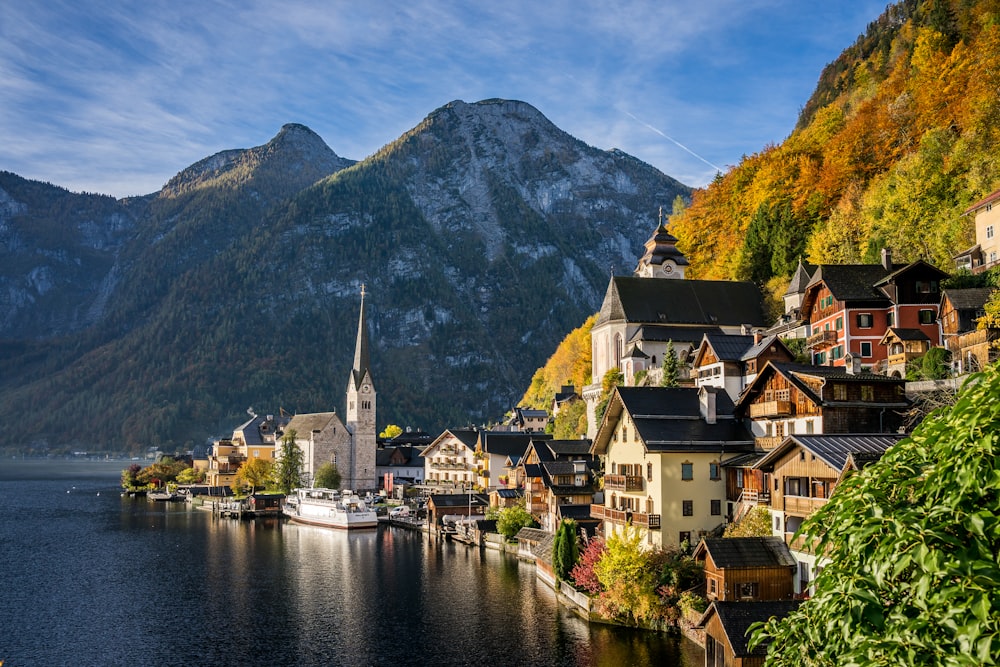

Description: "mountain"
0 100 689 454
669 0 1000 290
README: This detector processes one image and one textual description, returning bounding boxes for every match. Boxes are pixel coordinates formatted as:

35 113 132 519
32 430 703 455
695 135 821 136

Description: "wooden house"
878 327 930 378
693 537 796 602
475 431 534 490
692 333 795 402
426 493 489 530
939 287 999 374
517 438 599 533
753 434 904 593
697 600 801 667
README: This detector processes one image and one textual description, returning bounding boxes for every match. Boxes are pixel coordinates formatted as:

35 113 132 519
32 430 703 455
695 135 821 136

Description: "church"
284 286 378 492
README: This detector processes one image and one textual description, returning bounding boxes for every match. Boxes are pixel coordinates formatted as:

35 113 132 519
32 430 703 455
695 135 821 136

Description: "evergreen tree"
660 340 679 387
552 519 580 582
274 429 304 494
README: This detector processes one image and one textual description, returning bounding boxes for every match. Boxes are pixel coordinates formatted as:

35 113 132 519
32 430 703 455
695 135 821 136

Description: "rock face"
0 99 690 453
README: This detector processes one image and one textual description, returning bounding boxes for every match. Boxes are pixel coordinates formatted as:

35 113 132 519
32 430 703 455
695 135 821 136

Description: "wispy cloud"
0 0 886 197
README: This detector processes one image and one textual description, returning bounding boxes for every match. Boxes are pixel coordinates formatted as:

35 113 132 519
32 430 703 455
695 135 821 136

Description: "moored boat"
283 488 378 529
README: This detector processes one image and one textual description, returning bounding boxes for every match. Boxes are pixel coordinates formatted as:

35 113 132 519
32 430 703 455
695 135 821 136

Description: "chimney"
699 387 717 424
754 331 762 345
881 247 892 270
845 354 861 375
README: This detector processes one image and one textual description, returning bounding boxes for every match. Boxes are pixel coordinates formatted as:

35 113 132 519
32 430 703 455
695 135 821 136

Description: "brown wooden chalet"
693 537 796 602
692 332 795 402
940 287 999 374
878 327 930 378
753 434 904 560
517 438 599 533
697 600 801 667
799 249 948 370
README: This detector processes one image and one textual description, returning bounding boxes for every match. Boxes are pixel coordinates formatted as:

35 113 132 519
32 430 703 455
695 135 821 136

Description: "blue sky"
1 1 887 198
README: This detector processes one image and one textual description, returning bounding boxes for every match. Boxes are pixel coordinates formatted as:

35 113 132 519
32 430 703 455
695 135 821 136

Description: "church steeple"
350 283 372 390
634 207 689 279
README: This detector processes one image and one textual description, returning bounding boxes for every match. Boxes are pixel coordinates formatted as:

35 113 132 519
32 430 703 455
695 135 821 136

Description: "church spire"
351 284 371 389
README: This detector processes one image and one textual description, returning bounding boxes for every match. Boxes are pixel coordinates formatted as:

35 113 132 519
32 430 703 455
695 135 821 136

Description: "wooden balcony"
604 473 643 492
806 330 838 349
749 400 794 419
754 436 785 450
783 495 827 517
590 504 659 529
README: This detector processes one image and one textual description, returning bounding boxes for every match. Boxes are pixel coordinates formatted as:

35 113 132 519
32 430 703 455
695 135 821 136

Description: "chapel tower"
345 284 377 490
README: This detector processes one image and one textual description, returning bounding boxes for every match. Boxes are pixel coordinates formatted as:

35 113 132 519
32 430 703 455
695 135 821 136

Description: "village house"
752 433 904 594
697 600 801 667
953 185 1000 274
420 429 479 490
767 259 815 340
474 431 534 490
878 327 931 378
426 492 489 531
725 361 907 524
202 412 289 487
800 249 948 371
516 438 600 533
693 537 797 602
939 287 999 374
551 384 580 418
375 444 425 490
590 386 755 549
496 407 549 433
691 333 795 403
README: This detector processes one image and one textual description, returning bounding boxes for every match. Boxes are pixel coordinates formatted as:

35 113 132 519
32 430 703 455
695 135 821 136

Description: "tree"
593 525 665 625
571 537 606 594
552 398 587 439
723 505 773 538
176 466 205 485
552 519 580 582
379 424 403 440
495 501 538 541
120 463 142 490
595 367 623 425
660 340 679 387
753 363 1000 666
233 458 272 495
274 429 304 494
314 462 341 490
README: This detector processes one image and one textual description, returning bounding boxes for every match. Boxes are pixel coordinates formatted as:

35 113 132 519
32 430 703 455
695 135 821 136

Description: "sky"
1 1 889 199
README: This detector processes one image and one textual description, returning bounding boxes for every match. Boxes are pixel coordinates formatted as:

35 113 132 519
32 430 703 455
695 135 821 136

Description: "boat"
283 488 378 529
148 489 186 502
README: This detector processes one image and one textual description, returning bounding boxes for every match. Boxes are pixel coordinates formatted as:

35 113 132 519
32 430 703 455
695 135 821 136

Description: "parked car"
389 505 410 518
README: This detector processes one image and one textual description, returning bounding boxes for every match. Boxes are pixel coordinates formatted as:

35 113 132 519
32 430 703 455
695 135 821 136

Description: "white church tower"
345 284 377 491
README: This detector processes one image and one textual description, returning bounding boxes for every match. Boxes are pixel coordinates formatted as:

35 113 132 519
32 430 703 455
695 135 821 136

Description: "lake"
0 460 703 666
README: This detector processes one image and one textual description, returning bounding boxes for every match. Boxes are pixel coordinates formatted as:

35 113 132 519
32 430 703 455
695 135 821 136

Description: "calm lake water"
0 460 703 666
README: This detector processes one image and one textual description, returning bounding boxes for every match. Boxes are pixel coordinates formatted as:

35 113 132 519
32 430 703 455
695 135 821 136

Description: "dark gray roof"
635 222 690 271
597 276 767 328
480 431 533 457
625 343 649 359
784 259 815 295
942 287 994 310
515 527 551 543
428 493 489 508
740 334 790 362
545 440 593 457
523 463 543 478
805 264 893 303
695 537 796 569
755 434 905 473
495 488 523 499
883 327 930 342
596 387 754 455
702 334 755 362
698 601 801 657
872 260 949 287
630 324 725 344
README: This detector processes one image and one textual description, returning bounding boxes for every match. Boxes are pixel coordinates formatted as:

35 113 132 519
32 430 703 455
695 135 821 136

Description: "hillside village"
180 184 1000 664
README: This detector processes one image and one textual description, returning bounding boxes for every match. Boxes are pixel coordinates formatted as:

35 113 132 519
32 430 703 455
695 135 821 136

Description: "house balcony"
591 504 660 529
783 495 827 517
749 401 794 419
431 462 469 470
754 436 785 450
604 474 643 492
806 330 839 349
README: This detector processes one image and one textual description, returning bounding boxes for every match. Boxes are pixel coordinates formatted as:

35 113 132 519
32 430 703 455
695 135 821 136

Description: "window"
861 386 874 402
833 384 847 400
681 463 693 481
737 582 759 600
857 313 873 328
682 500 693 516
711 499 721 516
709 579 717 596
988 225 995 239
919 309 935 324
735 468 744 487
709 462 721 480
647 462 653 481
774 515 781 531
831 345 843 360
887 311 895 327
860 341 872 358
679 531 691 546
806 420 815 434
835 316 843 331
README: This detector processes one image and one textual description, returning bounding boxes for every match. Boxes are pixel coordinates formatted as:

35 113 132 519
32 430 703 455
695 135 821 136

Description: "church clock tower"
345 284 377 491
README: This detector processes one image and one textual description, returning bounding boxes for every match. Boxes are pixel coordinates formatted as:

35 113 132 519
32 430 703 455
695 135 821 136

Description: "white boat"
283 488 378 529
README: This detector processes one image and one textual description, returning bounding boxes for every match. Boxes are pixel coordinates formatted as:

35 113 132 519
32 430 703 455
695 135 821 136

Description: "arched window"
614 333 623 368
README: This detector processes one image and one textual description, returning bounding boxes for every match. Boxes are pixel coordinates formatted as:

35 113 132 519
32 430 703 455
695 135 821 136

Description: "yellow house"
204 413 286 487
591 386 755 549
956 186 1000 273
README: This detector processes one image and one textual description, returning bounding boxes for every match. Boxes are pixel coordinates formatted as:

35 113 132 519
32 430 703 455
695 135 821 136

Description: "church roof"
286 412 342 435
634 221 690 273
596 276 767 328
783 259 815 295
351 286 372 389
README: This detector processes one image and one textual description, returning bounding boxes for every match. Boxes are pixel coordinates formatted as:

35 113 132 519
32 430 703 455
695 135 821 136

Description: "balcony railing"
783 495 827 516
754 436 785 450
590 504 660 529
806 330 838 348
604 474 643 492
749 400 794 419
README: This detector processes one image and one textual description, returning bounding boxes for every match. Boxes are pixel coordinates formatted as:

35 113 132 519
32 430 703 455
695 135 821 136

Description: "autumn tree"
379 424 403 440
752 363 1000 666
571 537 606 594
232 458 272 495
593 525 665 625
723 506 773 538
552 398 587 439
495 501 538 541
594 367 623 425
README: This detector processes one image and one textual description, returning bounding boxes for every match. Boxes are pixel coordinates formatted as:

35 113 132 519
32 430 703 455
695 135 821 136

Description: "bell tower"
345 284 377 491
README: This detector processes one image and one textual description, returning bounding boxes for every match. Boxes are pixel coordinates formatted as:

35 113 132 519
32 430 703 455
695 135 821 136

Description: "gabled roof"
754 433 905 474
784 259 815 295
804 264 893 303
963 186 1000 215
736 361 907 413
880 327 930 344
544 440 594 458
697 334 756 364
479 431 533 457
593 386 754 456
629 324 724 344
697 601 801 657
873 259 950 287
941 287 994 311
420 429 480 456
515 527 551 543
284 413 336 440
596 276 767 328
693 537 796 569
740 334 792 362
